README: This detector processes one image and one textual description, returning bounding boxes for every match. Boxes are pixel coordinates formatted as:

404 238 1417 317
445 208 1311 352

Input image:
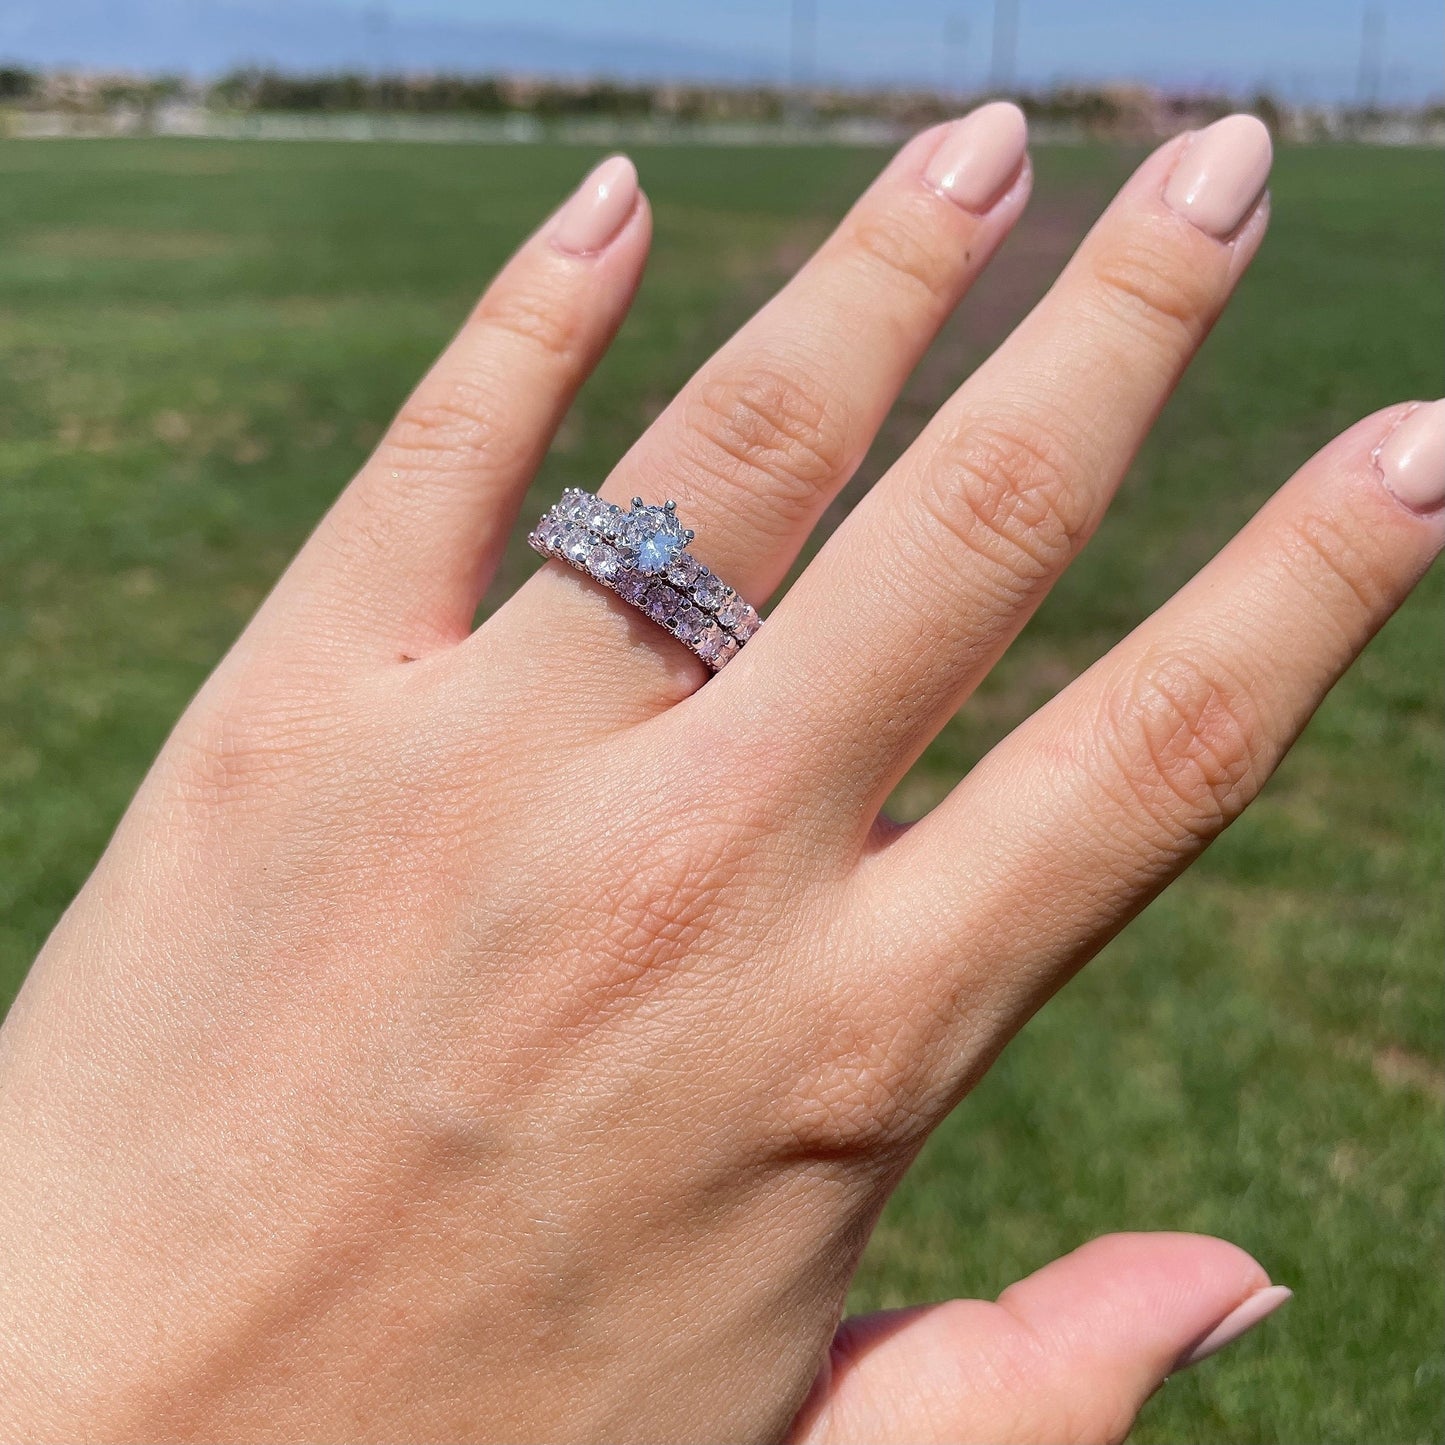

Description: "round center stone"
627 505 686 575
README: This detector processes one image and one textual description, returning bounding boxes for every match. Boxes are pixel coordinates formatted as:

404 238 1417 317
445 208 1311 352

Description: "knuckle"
681 363 850 523
1105 649 1268 841
376 280 580 475
771 1002 939 1163
1089 230 1215 353
596 860 716 977
383 384 507 466
911 415 1090 592
779 1064 919 1163
1281 509 1392 622
472 276 582 363
847 194 962 310
576 819 748 1007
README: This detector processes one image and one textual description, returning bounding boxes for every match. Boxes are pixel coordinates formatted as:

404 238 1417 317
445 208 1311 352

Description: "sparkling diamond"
667 554 700 588
696 624 724 662
614 570 648 603
693 571 725 611
732 604 760 641
621 503 687 576
586 544 619 581
560 490 588 521
588 500 621 538
675 606 707 644
563 527 594 564
716 635 739 665
716 593 743 629
644 584 679 623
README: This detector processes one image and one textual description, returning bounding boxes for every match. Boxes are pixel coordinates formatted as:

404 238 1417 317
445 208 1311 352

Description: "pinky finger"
875 400 1444 1043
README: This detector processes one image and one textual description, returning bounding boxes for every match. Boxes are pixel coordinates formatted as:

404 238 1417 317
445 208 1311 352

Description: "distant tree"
1249 91 1283 135
0 65 37 101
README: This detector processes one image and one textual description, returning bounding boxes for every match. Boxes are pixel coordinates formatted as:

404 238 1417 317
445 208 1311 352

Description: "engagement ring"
529 490 760 671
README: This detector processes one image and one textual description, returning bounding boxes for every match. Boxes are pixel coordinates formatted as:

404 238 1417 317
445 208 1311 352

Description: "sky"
1 0 1441 102
374 0 1445 101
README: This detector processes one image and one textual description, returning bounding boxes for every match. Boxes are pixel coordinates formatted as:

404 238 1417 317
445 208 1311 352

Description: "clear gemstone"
539 516 563 549
622 503 687 576
716 635 739 665
586 544 619 580
644 584 679 623
675 606 707 643
696 624 724 662
563 527 594 564
587 500 620 537
693 571 725 610
716 593 743 629
614 570 648 603
559 491 587 521
667 554 699 588
732 605 760 640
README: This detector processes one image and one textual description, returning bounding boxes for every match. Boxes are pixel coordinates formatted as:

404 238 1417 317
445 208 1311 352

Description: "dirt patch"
22 227 238 262
1372 1045 1445 1102
825 180 1107 532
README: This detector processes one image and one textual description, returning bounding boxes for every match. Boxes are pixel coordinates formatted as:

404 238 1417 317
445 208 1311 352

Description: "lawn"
0 136 1440 1443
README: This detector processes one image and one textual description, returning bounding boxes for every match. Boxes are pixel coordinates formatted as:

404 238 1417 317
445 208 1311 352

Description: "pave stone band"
528 489 761 672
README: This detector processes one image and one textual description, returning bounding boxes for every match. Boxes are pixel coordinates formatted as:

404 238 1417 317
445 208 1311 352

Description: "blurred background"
0 2 1440 1440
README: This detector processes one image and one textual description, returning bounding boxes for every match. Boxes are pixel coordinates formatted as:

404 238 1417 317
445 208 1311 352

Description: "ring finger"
493 104 1033 709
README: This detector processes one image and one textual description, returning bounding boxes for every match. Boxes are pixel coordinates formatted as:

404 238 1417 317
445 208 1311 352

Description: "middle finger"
745 115 1273 818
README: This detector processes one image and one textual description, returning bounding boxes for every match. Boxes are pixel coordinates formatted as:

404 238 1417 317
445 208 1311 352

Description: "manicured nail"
552 155 638 256
923 101 1028 214
1376 400 1445 513
1163 114 1273 238
1176 1285 1292 1370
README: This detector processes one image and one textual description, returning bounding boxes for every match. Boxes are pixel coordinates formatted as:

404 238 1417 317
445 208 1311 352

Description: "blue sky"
2 0 1441 100
375 0 1443 100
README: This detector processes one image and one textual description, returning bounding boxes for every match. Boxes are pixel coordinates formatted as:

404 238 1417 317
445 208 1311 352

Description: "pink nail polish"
552 155 638 256
1176 1285 1292 1370
923 101 1028 214
1163 114 1273 239
1376 400 1445 513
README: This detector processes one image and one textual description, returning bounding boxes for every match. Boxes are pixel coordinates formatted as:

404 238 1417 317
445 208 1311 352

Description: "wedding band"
528 490 760 671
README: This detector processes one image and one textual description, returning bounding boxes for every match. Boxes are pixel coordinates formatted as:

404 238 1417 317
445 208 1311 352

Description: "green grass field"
0 137 1440 1442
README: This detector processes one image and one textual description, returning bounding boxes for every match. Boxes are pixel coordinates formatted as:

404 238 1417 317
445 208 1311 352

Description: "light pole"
365 3 391 81
788 0 817 125
944 15 970 101
1356 3 1385 112
990 0 1018 94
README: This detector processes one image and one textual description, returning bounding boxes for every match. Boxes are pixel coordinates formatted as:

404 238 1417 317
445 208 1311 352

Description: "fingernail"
923 101 1028 214
552 155 638 256
1176 1285 1292 1370
1376 400 1445 513
1163 114 1273 239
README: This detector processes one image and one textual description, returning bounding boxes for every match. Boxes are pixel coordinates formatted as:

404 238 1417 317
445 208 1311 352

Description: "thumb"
789 1232 1291 1445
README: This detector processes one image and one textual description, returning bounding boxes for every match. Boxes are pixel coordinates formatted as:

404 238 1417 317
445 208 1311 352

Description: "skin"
0 115 1438 1444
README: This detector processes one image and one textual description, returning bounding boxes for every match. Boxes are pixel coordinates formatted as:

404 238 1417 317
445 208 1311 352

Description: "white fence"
8 105 1444 148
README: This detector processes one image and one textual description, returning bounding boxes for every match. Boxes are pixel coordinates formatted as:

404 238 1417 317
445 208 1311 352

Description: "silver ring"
528 489 760 672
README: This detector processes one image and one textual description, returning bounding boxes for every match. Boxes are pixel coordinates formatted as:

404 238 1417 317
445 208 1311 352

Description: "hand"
1 108 1439 1444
